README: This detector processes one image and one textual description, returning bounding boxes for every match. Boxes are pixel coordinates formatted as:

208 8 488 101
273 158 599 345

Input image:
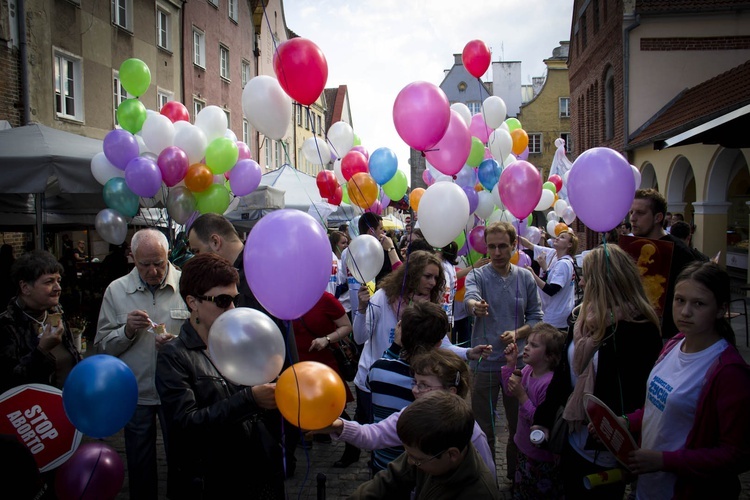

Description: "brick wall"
641 36 750 51
0 232 31 258
0 44 21 126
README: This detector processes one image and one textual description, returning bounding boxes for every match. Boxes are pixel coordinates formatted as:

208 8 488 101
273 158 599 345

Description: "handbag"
547 406 568 454
299 316 358 382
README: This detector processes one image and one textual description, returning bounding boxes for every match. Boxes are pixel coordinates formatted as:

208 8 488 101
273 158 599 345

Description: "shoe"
333 456 359 468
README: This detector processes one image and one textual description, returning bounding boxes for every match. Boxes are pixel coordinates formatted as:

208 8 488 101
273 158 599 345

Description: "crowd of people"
1 186 750 499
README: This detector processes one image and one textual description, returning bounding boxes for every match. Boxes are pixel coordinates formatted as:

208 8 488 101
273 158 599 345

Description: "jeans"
123 404 167 500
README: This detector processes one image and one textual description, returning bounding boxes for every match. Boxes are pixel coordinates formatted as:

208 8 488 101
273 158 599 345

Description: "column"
692 201 730 266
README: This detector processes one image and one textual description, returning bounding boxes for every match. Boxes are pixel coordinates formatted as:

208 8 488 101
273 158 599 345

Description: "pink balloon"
229 159 262 196
424 110 472 176
422 169 434 186
157 146 189 187
272 38 328 106
470 113 492 143
369 199 383 215
393 81 450 151
468 225 487 254
498 160 542 220
567 147 635 232
236 141 252 161
484 147 493 160
462 40 491 78
350 145 369 161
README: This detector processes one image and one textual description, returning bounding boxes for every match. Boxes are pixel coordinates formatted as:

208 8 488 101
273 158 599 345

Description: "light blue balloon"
368 147 398 185
103 177 140 217
478 158 501 191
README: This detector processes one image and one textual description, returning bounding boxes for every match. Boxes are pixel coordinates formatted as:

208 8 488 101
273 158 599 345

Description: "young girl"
501 322 565 498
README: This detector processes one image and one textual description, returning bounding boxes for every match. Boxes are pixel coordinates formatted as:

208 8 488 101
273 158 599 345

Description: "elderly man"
95 228 189 500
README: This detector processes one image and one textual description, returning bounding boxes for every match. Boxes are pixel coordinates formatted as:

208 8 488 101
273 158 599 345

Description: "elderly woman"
0 249 80 394
155 253 284 499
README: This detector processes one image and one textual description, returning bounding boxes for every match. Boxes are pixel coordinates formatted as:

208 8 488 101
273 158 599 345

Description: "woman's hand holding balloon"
250 383 277 410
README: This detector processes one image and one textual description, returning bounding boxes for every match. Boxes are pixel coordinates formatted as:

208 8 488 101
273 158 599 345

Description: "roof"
636 1 750 14
627 61 750 149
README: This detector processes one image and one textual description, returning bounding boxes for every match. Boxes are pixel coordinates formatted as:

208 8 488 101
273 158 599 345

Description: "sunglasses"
196 294 240 309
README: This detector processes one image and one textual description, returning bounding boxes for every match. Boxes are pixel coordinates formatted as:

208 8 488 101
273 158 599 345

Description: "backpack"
561 255 583 305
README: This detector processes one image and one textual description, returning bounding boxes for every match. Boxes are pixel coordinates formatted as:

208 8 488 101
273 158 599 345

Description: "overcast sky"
283 0 574 183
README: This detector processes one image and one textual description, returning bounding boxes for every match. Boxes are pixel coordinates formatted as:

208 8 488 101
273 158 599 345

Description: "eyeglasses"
196 294 240 309
411 381 445 393
407 448 448 467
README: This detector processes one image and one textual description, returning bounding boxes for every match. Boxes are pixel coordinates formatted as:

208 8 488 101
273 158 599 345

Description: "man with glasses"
95 228 189 500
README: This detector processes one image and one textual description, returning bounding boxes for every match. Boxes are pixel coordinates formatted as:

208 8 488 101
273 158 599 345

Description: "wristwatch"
325 335 332 344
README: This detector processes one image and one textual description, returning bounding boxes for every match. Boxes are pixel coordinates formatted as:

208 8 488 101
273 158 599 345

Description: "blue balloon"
103 177 140 217
478 159 501 191
368 147 398 185
63 355 138 438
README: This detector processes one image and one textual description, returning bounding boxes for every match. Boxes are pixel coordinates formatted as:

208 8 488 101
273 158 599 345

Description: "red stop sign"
0 384 82 471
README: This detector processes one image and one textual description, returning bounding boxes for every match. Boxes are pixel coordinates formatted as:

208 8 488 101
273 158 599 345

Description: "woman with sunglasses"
155 253 285 499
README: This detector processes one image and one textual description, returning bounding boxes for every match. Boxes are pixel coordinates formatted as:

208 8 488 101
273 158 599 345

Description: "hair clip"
454 371 461 387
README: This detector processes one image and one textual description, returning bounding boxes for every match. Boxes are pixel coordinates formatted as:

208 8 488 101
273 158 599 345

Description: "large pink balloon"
244 209 331 320
567 147 635 232
393 81 450 151
470 113 492 143
273 38 328 106
424 110 472 176
498 160 542 220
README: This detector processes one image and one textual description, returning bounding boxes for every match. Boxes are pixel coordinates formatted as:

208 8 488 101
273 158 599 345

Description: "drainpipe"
622 12 640 159
18 0 30 125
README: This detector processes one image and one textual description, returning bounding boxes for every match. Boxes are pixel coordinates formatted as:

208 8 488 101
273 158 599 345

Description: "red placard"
617 235 674 318
0 384 82 471
583 394 638 470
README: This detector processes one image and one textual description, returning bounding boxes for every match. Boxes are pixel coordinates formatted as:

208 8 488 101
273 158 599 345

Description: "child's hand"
503 342 518 365
507 371 527 402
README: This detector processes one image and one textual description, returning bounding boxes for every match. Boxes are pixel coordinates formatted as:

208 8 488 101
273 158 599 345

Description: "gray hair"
131 229 169 256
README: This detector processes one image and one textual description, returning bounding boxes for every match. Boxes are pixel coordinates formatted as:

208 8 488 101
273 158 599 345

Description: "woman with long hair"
329 230 348 260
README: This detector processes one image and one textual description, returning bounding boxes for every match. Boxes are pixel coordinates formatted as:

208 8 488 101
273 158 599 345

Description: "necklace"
16 299 48 334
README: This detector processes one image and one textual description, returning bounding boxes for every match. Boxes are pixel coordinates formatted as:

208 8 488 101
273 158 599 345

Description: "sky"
283 0 575 183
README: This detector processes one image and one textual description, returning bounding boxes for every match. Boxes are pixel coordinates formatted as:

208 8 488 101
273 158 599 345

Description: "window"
112 0 133 30
604 67 615 140
275 140 283 169
241 60 251 88
54 51 83 120
559 97 571 118
156 8 170 50
157 89 172 111
113 71 128 126
264 137 271 169
317 115 322 136
581 13 587 48
305 111 310 130
561 133 573 154
242 119 249 144
220 45 230 80
208 0 217 6
193 28 205 68
593 0 600 33
467 101 481 114
224 109 231 130
528 133 542 154
228 0 238 22
194 98 205 120
296 104 302 126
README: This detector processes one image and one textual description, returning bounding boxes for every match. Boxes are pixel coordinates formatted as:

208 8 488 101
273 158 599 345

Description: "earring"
195 317 200 325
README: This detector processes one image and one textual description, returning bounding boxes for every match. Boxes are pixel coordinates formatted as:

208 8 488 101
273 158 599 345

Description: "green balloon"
195 184 230 214
382 170 408 201
119 58 151 97
466 137 485 167
454 231 466 249
543 181 557 194
117 99 147 134
527 214 533 227
505 118 522 132
353 134 361 146
467 248 485 266
205 138 239 175
341 183 350 204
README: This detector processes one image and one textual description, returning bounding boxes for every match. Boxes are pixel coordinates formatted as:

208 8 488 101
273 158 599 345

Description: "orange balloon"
510 129 529 155
275 361 346 430
409 188 425 211
184 163 214 193
510 251 520 265
554 223 569 236
474 183 484 192
347 172 378 209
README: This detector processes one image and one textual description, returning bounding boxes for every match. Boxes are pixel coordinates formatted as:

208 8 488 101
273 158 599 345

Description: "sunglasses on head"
196 294 240 309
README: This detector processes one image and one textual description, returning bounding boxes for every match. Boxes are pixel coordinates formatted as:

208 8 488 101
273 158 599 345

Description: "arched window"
604 66 615 140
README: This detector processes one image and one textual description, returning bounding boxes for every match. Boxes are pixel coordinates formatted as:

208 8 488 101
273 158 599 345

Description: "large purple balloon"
124 156 162 198
498 160 542 220
567 147 635 232
55 443 124 500
158 146 189 187
228 159 262 196
103 129 139 170
244 209 331 320
393 81 450 151
424 110 472 176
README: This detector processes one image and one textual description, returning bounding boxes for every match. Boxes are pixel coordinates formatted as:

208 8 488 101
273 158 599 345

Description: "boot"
333 442 361 468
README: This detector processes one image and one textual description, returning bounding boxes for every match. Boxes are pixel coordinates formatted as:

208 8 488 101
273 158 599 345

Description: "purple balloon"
157 146 189 187
229 159 262 196
369 199 383 215
457 239 469 256
567 147 635 232
393 81 450 151
103 129 139 170
378 189 391 207
424 110 472 176
245 209 331 320
470 113 492 143
455 165 478 188
350 145 369 161
463 186 478 214
422 169 434 186
236 141 252 161
516 251 532 268
498 160 542 220
55 443 124 500
515 146 530 161
124 156 162 197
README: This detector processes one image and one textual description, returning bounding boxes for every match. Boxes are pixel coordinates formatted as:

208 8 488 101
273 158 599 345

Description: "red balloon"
462 40 491 78
316 170 338 199
341 151 368 181
273 38 328 106
328 185 343 206
160 101 190 123
548 174 563 193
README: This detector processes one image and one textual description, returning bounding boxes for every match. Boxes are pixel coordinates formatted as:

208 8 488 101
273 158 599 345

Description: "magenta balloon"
463 186 478 214
567 147 635 232
393 81 450 151
498 160 542 220
244 209 331 320
124 156 162 197
469 113 492 143
236 141 252 161
369 199 383 215
350 145 369 161
424 110 472 176
157 146 189 187
422 169 434 186
103 129 139 170
468 225 487 254
55 443 124 500
229 159 262 196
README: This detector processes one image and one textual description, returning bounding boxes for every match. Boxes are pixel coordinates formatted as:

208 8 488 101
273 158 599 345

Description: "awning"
656 103 750 150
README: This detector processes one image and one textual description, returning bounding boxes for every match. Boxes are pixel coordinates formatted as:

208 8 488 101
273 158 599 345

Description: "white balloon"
524 226 542 245
91 152 124 186
499 122 510 132
488 129 513 163
563 169 571 184
418 183 470 247
302 137 331 165
464 213 477 234
553 199 568 215
242 75 292 140
450 102 472 127
475 190 496 219
482 96 507 129
535 189 555 211
631 165 642 190
136 134 150 154
333 158 345 184
499 209 515 223
490 184 506 211
173 120 191 135
554 137 565 149
141 114 175 155
503 154 516 167
195 105 228 143
346 235 385 284
546 211 559 223
435 174 452 183
562 207 577 225
327 121 354 158
547 220 558 237
174 123 208 165
224 128 238 142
